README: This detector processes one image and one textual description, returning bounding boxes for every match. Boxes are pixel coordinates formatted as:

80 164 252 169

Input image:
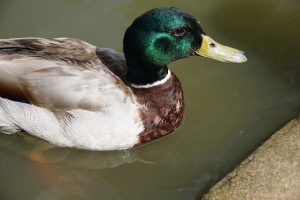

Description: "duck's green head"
124 7 247 85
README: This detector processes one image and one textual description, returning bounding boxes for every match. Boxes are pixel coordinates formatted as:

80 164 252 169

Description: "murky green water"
0 0 299 199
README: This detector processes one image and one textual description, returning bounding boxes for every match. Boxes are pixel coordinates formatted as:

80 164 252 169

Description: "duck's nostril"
210 43 216 48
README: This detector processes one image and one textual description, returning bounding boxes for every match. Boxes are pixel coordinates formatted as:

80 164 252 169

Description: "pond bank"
202 117 300 200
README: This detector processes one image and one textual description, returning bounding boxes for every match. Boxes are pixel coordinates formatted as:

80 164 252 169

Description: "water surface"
0 0 300 199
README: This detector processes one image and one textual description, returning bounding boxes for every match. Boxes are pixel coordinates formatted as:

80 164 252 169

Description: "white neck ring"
130 70 171 89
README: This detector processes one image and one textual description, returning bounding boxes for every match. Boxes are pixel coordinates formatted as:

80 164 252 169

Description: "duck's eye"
172 27 186 37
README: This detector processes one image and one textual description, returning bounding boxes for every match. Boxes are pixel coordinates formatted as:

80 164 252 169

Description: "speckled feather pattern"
131 72 184 146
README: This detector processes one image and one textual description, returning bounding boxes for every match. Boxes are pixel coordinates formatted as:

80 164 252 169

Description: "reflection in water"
0 0 300 199
0 134 154 199
0 134 153 170
30 149 149 200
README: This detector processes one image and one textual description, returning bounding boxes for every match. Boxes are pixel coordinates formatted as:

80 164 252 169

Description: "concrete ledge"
202 118 300 200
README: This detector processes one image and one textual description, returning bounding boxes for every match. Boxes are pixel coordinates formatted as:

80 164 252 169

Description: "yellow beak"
195 35 247 63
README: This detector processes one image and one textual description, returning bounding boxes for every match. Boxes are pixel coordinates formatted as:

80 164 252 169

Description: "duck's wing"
0 38 131 111
96 48 127 81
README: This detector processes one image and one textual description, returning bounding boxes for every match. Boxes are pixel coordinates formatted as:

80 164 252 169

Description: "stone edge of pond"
201 117 300 200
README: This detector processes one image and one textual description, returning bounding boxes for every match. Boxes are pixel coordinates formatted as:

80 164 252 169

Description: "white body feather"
0 97 143 150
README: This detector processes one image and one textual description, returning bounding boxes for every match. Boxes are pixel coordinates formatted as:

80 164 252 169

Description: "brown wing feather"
0 37 100 68
0 37 103 102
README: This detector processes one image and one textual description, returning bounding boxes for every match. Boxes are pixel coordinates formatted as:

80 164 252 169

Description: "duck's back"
0 38 144 150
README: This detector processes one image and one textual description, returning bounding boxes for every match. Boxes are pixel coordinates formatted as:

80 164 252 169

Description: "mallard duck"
0 7 246 151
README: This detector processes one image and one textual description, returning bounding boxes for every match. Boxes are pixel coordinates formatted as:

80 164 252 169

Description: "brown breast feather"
131 73 184 146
